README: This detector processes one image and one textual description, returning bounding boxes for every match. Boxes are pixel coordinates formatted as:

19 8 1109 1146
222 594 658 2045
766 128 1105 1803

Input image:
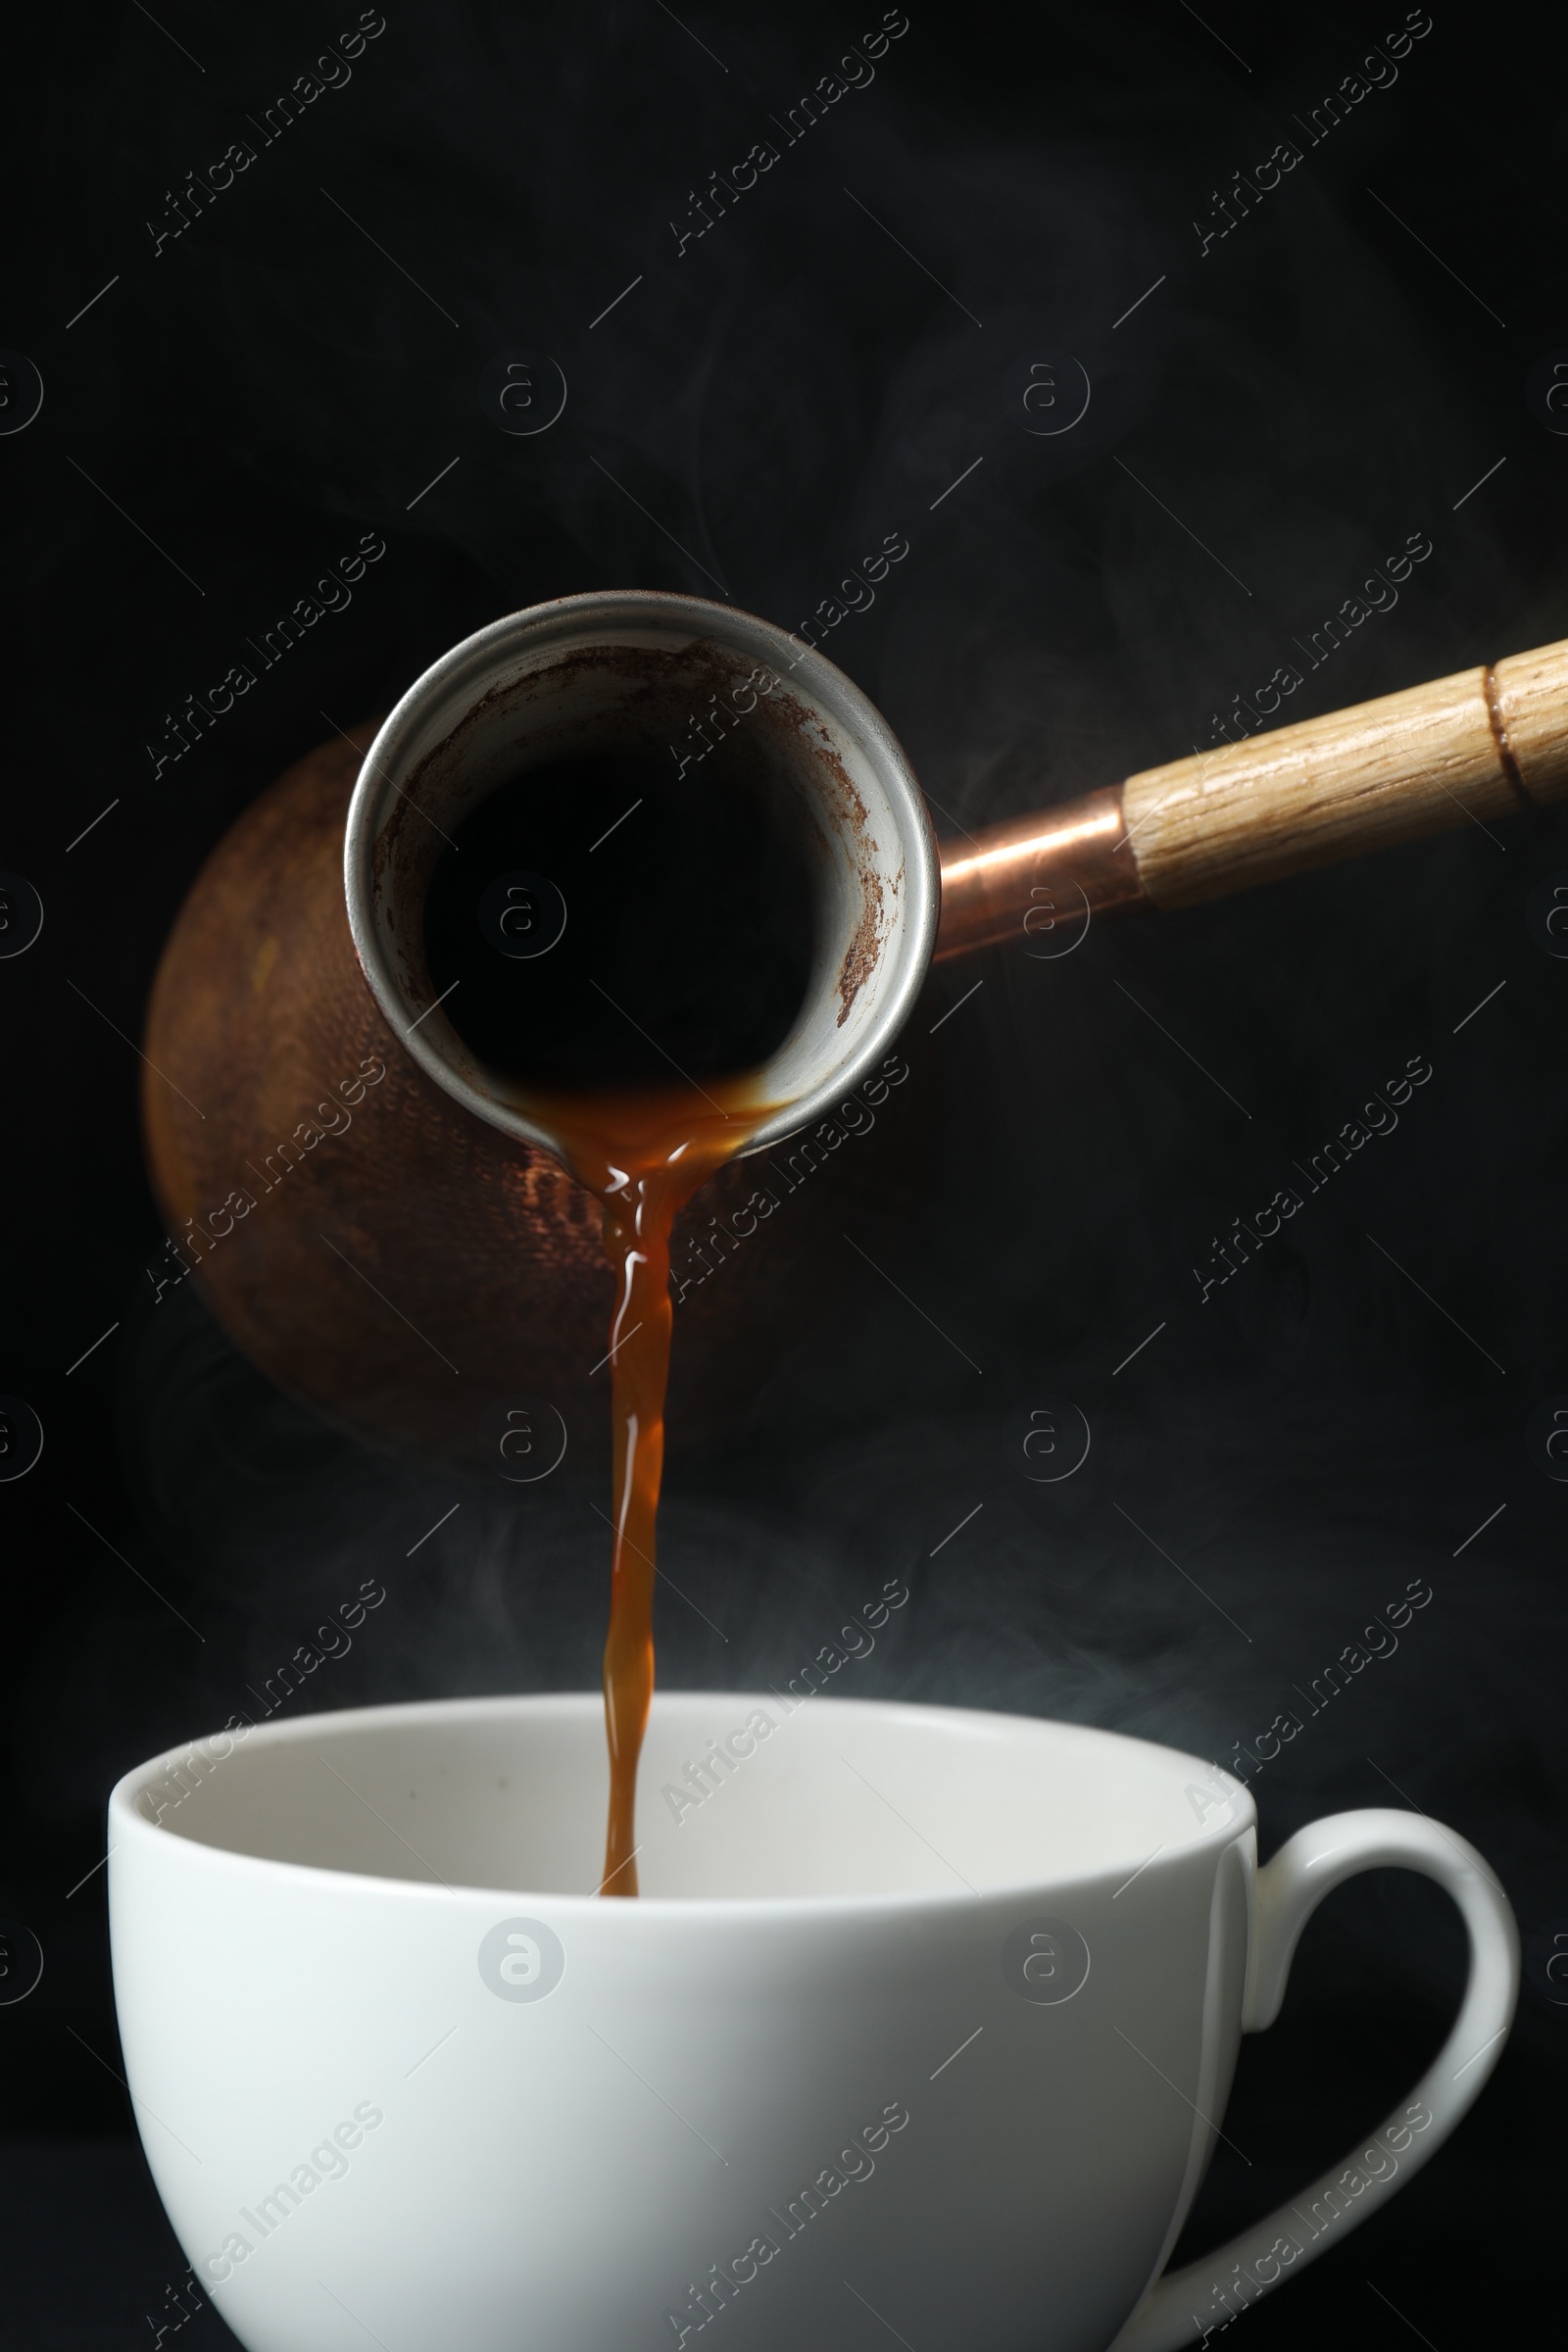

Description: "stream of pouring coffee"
422 749 807 1894
538 1080 767 1897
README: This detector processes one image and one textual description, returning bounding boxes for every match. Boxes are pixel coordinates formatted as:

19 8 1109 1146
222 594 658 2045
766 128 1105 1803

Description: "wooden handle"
933 635 1568 960
1119 638 1568 907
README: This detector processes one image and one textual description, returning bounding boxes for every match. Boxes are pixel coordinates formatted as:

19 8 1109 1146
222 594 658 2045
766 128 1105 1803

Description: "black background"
3 1 1565 2344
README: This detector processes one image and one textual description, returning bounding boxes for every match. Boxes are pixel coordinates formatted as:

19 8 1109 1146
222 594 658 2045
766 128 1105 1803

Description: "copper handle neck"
933 784 1145 962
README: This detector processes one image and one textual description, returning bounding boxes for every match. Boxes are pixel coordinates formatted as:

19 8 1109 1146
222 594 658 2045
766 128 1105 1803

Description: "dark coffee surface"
422 752 815 1089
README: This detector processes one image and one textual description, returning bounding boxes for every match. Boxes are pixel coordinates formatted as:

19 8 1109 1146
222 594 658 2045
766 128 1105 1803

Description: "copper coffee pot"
142 596 1568 1469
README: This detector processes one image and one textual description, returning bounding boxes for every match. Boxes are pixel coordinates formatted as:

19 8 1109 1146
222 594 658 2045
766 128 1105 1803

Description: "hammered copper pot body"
142 725 921 1472
141 608 1568 1470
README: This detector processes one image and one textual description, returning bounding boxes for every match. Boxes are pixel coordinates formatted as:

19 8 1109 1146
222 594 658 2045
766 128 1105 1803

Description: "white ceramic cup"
109 1693 1517 2352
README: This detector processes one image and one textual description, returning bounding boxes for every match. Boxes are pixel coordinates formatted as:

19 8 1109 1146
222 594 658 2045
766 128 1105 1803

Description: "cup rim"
109 1690 1255 1921
342 589 942 1158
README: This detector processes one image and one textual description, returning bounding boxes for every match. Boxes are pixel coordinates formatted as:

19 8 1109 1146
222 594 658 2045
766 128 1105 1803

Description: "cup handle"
1111 1807 1519 2352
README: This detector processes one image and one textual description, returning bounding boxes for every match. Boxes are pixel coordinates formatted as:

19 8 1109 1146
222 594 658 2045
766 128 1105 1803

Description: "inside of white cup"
127 1694 1248 1902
